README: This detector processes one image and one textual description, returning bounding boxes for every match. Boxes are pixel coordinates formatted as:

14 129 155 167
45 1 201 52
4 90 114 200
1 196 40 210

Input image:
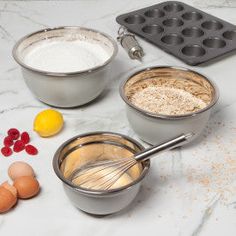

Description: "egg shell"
0 186 17 213
13 176 40 199
8 161 35 180
1 181 17 197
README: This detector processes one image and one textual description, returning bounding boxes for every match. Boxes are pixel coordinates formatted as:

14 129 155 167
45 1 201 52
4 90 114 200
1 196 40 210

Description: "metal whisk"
69 133 193 190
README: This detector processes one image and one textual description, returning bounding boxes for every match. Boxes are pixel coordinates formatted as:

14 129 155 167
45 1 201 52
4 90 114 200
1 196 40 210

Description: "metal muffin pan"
116 1 236 65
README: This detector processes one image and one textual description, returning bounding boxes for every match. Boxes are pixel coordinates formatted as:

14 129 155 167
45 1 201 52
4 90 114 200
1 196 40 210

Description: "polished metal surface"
119 34 144 60
70 133 192 190
12 26 118 107
53 131 150 196
13 26 118 77
120 66 219 120
117 26 144 60
134 133 192 161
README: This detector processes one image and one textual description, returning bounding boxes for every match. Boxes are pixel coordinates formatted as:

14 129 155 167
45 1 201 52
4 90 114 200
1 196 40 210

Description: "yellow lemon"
33 109 64 137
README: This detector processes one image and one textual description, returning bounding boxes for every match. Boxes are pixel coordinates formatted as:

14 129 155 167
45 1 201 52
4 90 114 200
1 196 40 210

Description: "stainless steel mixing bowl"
53 132 150 215
120 66 219 145
13 26 118 108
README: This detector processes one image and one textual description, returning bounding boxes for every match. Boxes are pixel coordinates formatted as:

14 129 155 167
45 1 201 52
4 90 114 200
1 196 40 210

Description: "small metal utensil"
70 133 193 190
117 26 144 60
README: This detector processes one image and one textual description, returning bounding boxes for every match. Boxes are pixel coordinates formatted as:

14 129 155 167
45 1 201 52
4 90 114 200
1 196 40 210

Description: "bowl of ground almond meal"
120 66 219 145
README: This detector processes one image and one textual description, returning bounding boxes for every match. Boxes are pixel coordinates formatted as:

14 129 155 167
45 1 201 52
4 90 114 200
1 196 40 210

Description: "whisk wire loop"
69 134 192 190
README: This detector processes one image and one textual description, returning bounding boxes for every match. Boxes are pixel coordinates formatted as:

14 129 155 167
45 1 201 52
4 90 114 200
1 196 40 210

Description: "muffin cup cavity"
163 3 184 12
161 34 184 45
182 11 203 21
201 20 223 30
203 37 226 48
163 18 184 27
144 9 165 18
223 30 236 40
142 24 164 35
182 27 204 37
124 14 146 24
182 45 206 57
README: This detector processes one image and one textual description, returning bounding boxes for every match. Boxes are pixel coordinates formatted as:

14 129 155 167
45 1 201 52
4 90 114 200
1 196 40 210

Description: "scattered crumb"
186 120 236 204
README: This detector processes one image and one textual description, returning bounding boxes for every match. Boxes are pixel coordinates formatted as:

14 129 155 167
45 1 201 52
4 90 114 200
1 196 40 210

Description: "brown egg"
1 181 17 197
0 186 17 213
13 176 40 199
8 161 35 180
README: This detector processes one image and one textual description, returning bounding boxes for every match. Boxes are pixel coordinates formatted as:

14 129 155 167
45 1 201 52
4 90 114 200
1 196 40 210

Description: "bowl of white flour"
120 66 219 145
13 26 118 107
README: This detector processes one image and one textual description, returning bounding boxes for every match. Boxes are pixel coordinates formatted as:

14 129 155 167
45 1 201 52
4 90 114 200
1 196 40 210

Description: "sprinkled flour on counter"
130 86 207 115
23 40 110 73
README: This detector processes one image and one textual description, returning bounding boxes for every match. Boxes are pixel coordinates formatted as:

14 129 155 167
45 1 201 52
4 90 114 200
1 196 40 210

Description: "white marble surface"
0 0 236 235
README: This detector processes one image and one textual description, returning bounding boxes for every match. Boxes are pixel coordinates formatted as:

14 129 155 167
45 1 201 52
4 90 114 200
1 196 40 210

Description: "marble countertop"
0 0 236 235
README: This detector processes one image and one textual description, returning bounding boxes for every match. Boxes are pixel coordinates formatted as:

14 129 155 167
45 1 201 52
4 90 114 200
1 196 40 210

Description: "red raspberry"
20 132 30 144
13 140 25 152
1 146 12 157
3 136 14 147
7 128 20 140
25 145 38 155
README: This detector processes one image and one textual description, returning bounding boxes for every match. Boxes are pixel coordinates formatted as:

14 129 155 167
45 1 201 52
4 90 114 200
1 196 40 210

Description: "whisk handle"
135 133 193 162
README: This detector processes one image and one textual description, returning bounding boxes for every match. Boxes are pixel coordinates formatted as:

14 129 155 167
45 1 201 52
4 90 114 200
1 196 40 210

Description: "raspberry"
25 145 38 155
1 146 12 157
13 140 25 152
3 136 14 147
7 128 20 140
21 132 30 144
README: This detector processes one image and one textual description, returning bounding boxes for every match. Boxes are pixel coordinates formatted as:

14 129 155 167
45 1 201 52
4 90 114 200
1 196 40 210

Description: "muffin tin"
116 1 236 65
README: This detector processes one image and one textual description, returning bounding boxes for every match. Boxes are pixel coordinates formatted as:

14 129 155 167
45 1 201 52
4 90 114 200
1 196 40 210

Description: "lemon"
33 109 64 137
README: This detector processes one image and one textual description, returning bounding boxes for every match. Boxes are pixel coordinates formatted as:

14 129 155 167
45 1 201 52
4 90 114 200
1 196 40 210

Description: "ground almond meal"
130 86 207 115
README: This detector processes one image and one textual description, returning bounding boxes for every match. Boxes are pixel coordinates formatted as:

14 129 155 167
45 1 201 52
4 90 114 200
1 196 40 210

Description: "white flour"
23 40 110 73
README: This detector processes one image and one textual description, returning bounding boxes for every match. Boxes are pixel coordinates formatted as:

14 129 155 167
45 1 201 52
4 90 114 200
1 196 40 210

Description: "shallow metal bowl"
53 131 150 215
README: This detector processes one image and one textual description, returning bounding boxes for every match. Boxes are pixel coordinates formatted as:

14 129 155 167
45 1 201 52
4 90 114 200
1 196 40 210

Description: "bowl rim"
52 131 150 196
120 66 219 120
12 26 118 77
